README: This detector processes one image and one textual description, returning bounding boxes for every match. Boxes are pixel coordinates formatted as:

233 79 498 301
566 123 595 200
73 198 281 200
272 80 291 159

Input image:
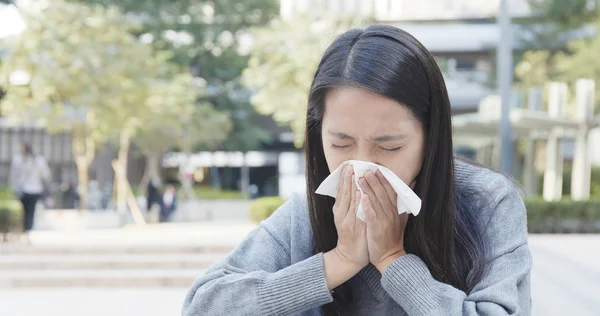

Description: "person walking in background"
146 175 162 212
9 143 51 243
160 183 177 223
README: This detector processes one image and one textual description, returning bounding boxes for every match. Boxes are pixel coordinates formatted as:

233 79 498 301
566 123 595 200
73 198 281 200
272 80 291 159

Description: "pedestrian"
182 25 532 316
9 143 51 243
146 176 162 212
248 184 259 199
160 183 177 222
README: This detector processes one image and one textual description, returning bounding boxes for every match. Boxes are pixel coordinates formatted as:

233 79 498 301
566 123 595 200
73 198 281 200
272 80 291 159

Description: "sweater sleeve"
182 196 333 316
380 177 532 316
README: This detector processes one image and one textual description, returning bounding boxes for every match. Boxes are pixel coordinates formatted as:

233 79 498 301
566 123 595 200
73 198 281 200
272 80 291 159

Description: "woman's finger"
333 165 349 216
375 170 397 208
335 164 347 202
339 165 354 217
362 193 376 223
365 171 396 217
348 170 358 220
359 175 387 220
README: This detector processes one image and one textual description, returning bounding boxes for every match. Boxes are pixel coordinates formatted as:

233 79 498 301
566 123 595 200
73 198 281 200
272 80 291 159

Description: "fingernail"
355 190 361 200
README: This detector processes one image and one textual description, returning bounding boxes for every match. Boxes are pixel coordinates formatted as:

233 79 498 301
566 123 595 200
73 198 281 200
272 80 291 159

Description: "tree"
528 0 600 30
135 73 232 198
517 1 600 108
242 15 368 146
71 0 280 152
0 1 157 208
515 50 553 90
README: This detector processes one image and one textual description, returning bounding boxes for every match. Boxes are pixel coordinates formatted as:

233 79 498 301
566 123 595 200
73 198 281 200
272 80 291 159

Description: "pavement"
529 235 600 316
24 221 257 247
0 223 598 316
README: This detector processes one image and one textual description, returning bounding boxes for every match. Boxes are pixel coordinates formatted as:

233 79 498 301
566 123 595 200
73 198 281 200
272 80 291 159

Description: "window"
455 59 476 70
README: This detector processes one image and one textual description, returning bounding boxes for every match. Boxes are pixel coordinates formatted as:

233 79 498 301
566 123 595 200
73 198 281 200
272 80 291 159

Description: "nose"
354 146 378 165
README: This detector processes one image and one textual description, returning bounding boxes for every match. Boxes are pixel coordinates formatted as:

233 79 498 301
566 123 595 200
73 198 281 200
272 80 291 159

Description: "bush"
0 187 17 200
249 196 286 223
526 198 600 233
0 199 23 237
190 186 246 200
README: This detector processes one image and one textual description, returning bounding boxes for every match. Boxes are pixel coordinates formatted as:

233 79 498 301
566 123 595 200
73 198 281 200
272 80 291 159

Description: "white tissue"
315 160 421 221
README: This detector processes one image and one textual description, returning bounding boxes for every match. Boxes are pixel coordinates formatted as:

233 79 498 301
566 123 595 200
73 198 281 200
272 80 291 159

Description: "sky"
0 4 25 39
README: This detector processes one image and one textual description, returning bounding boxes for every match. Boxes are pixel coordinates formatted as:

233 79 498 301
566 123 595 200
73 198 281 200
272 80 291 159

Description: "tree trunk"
74 157 90 210
137 152 161 198
71 127 95 210
179 153 197 200
116 128 132 214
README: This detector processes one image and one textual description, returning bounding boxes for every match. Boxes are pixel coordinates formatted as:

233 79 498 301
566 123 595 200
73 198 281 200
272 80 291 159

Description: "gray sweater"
182 161 532 315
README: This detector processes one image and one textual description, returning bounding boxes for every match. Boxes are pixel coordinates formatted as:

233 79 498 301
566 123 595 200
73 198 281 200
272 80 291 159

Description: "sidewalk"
25 221 257 247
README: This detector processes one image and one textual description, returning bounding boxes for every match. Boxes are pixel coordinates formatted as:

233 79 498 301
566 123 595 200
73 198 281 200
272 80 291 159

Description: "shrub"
0 200 23 237
193 186 246 200
526 198 600 233
249 196 286 223
0 187 17 200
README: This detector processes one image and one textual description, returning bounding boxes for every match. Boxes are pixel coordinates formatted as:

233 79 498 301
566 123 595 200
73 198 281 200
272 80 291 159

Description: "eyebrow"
328 131 353 140
328 130 407 142
373 134 408 142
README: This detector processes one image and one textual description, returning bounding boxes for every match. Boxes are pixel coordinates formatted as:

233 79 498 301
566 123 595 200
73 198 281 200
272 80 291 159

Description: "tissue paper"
315 160 421 221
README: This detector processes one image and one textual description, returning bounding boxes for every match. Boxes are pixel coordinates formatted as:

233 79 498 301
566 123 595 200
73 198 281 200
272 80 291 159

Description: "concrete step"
0 269 207 288
0 244 234 255
0 253 227 270
0 223 249 289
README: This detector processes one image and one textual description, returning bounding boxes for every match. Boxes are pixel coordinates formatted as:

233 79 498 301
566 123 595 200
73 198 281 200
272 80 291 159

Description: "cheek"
388 141 425 183
322 142 348 173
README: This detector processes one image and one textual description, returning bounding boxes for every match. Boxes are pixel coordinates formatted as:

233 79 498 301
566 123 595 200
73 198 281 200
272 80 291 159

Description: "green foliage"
515 50 553 90
0 187 16 200
248 196 285 223
243 15 369 147
528 0 600 30
135 73 232 157
72 0 280 151
0 1 152 141
0 195 22 235
519 1 600 110
192 186 246 200
520 0 600 50
526 198 600 233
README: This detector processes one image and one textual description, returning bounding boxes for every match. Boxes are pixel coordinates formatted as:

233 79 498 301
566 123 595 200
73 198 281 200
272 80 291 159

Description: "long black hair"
304 25 486 315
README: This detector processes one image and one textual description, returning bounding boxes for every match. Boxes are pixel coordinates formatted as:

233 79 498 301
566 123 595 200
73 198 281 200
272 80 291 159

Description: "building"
281 0 533 114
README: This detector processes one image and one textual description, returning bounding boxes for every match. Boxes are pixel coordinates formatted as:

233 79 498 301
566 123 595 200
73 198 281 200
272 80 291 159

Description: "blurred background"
0 0 599 315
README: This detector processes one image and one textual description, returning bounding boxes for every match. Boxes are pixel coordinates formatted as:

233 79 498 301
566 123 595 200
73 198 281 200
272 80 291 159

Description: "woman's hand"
360 170 408 273
324 164 369 290
333 164 369 270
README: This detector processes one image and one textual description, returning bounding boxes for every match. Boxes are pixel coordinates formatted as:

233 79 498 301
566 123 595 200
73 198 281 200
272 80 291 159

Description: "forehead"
323 86 415 131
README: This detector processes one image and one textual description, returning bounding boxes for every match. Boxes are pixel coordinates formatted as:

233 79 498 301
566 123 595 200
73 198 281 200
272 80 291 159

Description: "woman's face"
321 86 425 185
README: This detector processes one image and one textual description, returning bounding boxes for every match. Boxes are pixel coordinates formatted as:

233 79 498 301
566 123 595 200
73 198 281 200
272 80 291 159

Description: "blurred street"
0 224 598 316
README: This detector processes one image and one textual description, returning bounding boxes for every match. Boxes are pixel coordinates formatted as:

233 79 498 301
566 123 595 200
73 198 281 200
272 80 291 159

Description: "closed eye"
381 146 402 152
330 144 351 150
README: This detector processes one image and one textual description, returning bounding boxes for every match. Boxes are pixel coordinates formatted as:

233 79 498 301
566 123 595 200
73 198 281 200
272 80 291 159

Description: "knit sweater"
182 160 532 316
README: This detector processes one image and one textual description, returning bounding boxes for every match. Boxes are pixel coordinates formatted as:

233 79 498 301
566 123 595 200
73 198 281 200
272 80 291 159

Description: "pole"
498 0 513 174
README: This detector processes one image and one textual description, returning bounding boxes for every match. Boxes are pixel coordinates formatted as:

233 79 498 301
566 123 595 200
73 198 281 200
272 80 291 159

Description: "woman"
182 25 532 316
9 143 51 242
